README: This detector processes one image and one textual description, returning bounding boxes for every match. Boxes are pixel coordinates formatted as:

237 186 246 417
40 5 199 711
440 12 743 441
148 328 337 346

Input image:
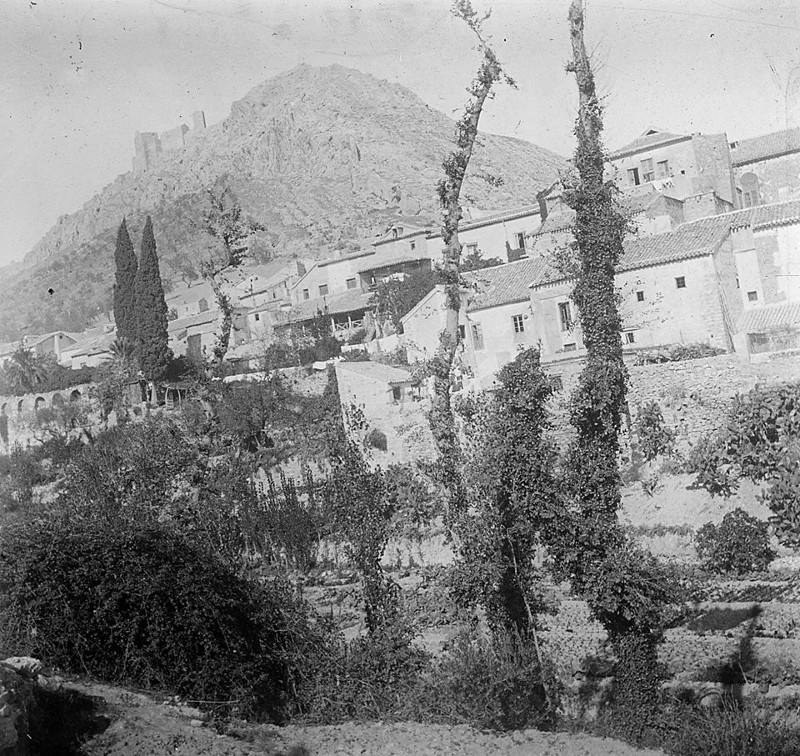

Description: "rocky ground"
78 681 663 756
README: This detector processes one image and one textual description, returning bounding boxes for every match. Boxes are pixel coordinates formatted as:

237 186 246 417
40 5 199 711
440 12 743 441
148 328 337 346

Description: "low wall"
546 351 800 450
0 384 93 449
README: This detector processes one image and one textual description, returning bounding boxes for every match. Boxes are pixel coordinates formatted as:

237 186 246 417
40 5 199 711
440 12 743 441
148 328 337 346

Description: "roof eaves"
609 133 691 160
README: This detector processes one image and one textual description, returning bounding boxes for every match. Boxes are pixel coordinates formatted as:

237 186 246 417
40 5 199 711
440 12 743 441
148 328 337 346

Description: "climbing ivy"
429 0 514 527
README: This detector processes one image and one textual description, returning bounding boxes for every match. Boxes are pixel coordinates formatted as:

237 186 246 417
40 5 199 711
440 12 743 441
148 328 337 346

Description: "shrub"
633 401 676 461
408 628 555 731
340 348 370 362
695 508 775 575
666 702 800 756
58 418 199 522
0 518 317 721
366 427 388 452
384 463 441 540
299 626 429 723
685 435 739 498
636 343 726 365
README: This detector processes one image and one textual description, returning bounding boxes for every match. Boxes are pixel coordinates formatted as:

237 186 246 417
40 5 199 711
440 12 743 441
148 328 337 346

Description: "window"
254 313 260 322
641 158 654 182
627 167 640 186
624 331 636 344
563 343 577 352
392 386 402 402
558 301 573 332
741 172 761 208
466 243 478 255
636 290 645 302
302 289 310 300
675 276 686 289
656 159 670 178
512 314 525 333
550 375 564 392
471 323 485 351
458 325 466 340
514 232 525 249
346 278 357 290
319 284 329 296
410 241 416 251
747 290 759 302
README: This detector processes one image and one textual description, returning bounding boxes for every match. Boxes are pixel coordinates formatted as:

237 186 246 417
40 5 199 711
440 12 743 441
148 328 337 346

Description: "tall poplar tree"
113 218 138 345
135 217 172 382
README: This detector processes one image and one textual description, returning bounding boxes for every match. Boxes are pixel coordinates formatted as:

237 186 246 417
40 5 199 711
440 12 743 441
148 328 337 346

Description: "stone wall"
0 384 92 450
546 351 800 450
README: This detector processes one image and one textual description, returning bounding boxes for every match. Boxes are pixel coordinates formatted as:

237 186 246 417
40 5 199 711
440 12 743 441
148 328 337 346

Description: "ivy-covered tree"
200 185 264 366
453 349 558 639
135 217 172 383
112 218 138 346
551 1 671 742
431 0 514 524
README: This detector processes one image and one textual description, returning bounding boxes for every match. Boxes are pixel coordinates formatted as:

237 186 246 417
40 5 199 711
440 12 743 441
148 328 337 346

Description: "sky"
2 0 800 267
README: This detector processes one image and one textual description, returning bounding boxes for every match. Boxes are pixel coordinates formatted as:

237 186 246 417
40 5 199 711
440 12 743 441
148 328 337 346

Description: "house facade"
609 128 737 212
731 127 800 207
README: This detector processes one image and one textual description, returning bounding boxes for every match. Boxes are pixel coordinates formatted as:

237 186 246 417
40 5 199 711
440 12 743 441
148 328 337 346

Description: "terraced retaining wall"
547 351 800 450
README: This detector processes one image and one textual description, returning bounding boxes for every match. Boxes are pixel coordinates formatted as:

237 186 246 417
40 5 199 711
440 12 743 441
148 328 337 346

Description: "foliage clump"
633 401 676 462
695 508 775 575
0 519 315 721
452 348 558 635
134 216 172 381
112 218 138 348
410 628 554 731
688 382 800 545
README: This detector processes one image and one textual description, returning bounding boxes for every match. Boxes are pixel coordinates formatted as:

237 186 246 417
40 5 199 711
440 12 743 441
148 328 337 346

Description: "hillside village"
4 122 800 418
8 3 800 752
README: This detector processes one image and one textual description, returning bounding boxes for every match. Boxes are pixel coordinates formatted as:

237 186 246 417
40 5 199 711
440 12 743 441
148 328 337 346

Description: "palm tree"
2 346 50 394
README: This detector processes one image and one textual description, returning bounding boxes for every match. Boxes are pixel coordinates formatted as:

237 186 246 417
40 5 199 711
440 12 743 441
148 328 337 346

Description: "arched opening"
17 399 24 414
34 397 45 413
0 402 7 416
198 298 209 312
52 393 65 408
70 389 81 402
741 172 761 208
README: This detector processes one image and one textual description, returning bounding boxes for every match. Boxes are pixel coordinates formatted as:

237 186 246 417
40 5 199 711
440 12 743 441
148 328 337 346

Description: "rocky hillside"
1 64 564 341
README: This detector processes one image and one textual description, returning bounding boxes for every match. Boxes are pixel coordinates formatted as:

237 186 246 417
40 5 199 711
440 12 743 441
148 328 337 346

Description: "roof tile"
731 128 800 166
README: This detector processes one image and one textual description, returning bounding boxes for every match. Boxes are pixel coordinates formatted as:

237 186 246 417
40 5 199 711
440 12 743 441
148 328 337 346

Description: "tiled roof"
731 128 800 166
618 220 728 272
529 199 800 288
428 204 542 239
337 360 414 385
609 129 690 159
62 329 116 358
532 191 679 238
357 250 432 274
464 258 551 310
167 309 221 332
737 302 800 334
277 289 372 324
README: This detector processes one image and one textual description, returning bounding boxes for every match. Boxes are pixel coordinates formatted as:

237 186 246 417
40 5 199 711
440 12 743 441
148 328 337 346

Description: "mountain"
0 64 565 341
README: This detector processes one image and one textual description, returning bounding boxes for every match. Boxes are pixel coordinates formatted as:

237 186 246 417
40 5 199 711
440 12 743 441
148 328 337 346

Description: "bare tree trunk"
430 3 510 525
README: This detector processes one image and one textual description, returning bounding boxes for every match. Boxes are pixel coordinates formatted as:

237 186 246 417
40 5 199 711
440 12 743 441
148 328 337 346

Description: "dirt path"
76 680 662 756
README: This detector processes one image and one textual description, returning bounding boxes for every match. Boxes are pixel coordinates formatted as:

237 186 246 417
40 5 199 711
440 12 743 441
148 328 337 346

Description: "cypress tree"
113 218 138 344
135 217 172 381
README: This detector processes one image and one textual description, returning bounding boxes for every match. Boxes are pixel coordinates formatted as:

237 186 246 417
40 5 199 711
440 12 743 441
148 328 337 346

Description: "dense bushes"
0 519 319 721
695 508 775 575
665 703 800 756
689 382 800 545
411 628 554 731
